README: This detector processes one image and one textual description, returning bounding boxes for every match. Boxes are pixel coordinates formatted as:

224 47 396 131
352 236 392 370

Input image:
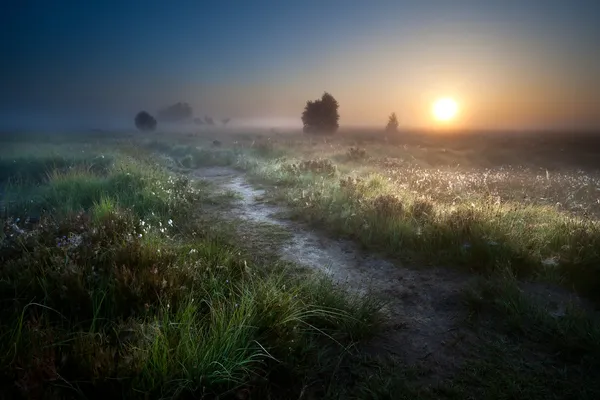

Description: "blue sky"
1 0 599 129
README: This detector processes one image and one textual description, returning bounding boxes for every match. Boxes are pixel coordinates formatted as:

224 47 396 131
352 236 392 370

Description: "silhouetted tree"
386 112 399 132
204 116 215 125
158 102 193 122
221 118 231 126
194 117 204 125
135 111 157 132
301 92 339 134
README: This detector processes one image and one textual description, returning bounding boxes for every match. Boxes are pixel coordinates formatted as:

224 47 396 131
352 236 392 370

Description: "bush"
372 194 404 216
301 92 340 134
347 147 367 161
135 111 157 132
410 198 435 220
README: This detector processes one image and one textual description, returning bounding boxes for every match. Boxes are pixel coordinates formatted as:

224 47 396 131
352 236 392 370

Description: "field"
1 128 600 399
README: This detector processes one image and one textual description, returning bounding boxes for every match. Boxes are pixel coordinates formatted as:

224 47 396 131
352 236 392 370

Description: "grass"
3 130 600 399
226 139 600 302
0 143 381 399
453 272 600 399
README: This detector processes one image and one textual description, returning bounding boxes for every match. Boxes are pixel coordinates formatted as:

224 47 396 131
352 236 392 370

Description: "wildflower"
189 249 197 254
138 233 143 238
168 219 173 226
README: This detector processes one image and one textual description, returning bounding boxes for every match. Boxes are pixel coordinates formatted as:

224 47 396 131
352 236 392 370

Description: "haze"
2 0 599 131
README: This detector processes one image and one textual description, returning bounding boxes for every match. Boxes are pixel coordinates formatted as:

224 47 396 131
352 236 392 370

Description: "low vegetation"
235 134 600 302
0 142 381 399
2 130 600 399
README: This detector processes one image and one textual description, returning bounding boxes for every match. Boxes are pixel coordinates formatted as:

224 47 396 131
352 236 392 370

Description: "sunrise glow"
432 98 459 122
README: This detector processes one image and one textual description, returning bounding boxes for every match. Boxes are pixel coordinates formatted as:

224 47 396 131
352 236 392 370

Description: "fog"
0 109 303 134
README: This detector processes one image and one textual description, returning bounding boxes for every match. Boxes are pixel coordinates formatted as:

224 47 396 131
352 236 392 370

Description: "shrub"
444 207 479 236
372 194 404 216
135 111 157 132
301 92 340 134
410 198 435 220
347 147 367 161
339 176 363 190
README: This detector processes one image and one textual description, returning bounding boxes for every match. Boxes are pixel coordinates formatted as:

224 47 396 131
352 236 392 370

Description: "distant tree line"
157 102 193 122
300 92 400 135
134 102 232 132
134 95 399 134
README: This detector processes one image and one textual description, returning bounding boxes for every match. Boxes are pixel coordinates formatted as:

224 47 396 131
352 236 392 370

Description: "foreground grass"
134 135 600 398
0 150 381 399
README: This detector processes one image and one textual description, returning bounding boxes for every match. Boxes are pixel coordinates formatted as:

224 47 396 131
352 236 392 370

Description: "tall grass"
237 150 600 301
0 149 380 398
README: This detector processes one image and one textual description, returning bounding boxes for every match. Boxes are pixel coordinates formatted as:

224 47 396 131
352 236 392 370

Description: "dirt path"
193 166 475 373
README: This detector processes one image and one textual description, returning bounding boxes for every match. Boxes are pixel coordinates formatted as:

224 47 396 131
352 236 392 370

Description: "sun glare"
432 98 459 122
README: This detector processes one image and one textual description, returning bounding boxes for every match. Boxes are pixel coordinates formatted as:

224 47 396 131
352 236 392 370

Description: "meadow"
1 128 600 399
226 129 600 300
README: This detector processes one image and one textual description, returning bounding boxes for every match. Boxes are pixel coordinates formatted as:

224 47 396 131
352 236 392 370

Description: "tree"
157 102 193 122
193 117 204 125
386 112 399 132
221 118 231 126
301 92 339 134
135 111 157 132
204 116 215 125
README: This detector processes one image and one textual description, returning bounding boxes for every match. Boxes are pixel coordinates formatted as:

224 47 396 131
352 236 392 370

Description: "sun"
432 97 459 122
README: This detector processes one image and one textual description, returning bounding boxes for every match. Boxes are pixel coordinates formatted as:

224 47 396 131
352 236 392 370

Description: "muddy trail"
193 166 475 374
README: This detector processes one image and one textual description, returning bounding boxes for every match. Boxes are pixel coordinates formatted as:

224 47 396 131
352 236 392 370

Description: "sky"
1 0 600 130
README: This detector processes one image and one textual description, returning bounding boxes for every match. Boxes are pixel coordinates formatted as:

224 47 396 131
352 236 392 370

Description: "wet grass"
0 142 382 399
231 139 600 303
5 131 599 398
